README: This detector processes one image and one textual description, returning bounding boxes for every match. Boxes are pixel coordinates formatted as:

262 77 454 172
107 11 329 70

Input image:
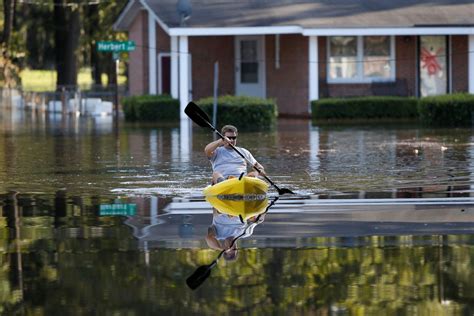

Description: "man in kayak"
204 124 265 184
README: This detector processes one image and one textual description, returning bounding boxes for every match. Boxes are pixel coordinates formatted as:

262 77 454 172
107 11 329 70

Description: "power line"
126 43 474 66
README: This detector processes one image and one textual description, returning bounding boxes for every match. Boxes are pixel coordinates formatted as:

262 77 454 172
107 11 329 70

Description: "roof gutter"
302 26 474 36
168 26 302 36
168 25 474 37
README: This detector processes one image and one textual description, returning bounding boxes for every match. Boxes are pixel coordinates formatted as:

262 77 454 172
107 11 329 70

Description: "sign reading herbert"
99 203 137 216
97 41 136 52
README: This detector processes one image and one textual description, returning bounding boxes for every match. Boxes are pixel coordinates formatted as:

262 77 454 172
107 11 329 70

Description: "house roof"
115 0 474 35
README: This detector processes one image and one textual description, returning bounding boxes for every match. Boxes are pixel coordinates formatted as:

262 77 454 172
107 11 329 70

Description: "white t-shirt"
212 214 246 240
212 213 261 240
209 146 257 178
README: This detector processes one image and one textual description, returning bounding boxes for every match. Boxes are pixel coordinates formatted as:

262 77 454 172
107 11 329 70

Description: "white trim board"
167 26 474 37
139 0 170 34
113 0 139 30
169 26 302 36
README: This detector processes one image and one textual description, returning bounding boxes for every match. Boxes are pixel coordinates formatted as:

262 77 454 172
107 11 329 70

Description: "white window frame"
327 36 396 84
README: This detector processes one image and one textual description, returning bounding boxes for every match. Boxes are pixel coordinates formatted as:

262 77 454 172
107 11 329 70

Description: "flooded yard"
1 108 474 314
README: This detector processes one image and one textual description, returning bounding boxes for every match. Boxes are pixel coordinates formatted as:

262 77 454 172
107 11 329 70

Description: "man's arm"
205 226 223 250
204 138 225 158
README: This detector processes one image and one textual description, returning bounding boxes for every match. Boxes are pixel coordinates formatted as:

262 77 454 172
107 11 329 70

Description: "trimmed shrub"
311 96 418 120
196 95 277 129
418 93 474 126
122 94 179 121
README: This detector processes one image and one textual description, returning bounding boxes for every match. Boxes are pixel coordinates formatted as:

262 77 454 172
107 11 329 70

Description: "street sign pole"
96 41 136 123
113 52 120 122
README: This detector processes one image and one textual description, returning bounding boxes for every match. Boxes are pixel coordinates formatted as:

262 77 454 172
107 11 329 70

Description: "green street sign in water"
100 203 136 216
97 41 136 52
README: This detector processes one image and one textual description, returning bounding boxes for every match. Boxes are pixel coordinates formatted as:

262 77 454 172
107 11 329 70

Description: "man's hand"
221 136 231 146
254 163 266 176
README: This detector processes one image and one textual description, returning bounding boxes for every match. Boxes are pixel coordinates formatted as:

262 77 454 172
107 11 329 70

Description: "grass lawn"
20 68 127 91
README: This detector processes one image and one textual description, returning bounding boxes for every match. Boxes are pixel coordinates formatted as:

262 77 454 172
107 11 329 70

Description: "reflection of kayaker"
186 196 279 290
205 208 265 261
204 124 265 184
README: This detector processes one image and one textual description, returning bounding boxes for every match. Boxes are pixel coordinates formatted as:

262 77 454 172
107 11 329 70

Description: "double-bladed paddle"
184 101 295 195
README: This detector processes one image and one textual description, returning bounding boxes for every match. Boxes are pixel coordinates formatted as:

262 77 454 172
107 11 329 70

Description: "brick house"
114 0 474 118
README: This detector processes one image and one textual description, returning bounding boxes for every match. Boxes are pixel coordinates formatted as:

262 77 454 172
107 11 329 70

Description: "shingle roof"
144 0 474 28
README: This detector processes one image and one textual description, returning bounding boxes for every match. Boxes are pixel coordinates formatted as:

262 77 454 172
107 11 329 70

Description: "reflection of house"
124 196 474 250
114 0 474 117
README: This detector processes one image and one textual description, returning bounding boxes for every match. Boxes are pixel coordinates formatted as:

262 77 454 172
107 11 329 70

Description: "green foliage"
5 0 128 87
0 46 21 88
418 93 474 126
196 95 278 130
122 94 179 121
311 96 419 120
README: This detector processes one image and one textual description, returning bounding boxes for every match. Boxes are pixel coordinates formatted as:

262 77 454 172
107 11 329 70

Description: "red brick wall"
451 35 468 93
156 23 170 53
395 36 417 96
155 22 170 94
266 34 309 117
128 10 148 95
189 36 235 100
319 36 417 98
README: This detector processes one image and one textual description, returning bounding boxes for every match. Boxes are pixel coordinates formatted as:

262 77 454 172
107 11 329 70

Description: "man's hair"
223 249 238 261
221 125 238 135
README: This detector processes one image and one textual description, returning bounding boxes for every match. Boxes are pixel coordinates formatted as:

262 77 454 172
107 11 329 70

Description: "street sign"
97 41 136 52
100 203 137 216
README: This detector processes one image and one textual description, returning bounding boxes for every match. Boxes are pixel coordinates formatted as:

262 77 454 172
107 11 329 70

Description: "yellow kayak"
203 176 269 197
206 196 268 221
203 176 269 220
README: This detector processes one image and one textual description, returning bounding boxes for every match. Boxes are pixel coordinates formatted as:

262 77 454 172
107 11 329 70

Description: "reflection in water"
0 192 473 313
187 197 278 290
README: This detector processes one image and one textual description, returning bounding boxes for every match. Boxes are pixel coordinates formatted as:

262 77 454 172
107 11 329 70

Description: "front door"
235 36 266 98
419 36 448 96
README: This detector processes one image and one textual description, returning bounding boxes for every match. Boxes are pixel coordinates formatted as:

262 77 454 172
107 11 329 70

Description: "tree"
54 0 80 89
1 0 16 48
0 0 20 88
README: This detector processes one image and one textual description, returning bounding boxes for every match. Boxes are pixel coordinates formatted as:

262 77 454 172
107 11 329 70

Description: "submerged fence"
0 85 128 116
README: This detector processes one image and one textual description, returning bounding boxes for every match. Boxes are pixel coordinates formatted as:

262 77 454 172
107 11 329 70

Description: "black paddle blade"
185 102 213 129
278 188 296 195
186 264 213 290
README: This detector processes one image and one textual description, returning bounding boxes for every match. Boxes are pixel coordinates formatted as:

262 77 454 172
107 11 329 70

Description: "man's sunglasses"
226 136 237 140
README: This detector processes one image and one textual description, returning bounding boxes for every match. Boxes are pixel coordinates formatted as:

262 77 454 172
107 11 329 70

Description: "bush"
418 93 474 126
311 96 418 120
122 94 179 121
196 95 277 129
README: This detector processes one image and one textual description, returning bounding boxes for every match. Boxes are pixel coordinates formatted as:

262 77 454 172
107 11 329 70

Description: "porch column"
148 12 157 94
171 36 179 99
308 36 319 113
179 36 189 119
469 35 474 94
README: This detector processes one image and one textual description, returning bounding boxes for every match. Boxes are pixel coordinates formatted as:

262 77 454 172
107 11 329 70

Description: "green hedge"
418 93 474 126
122 95 179 121
311 96 419 120
196 95 277 129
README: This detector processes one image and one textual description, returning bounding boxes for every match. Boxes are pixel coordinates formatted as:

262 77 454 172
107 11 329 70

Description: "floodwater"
1 108 474 314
